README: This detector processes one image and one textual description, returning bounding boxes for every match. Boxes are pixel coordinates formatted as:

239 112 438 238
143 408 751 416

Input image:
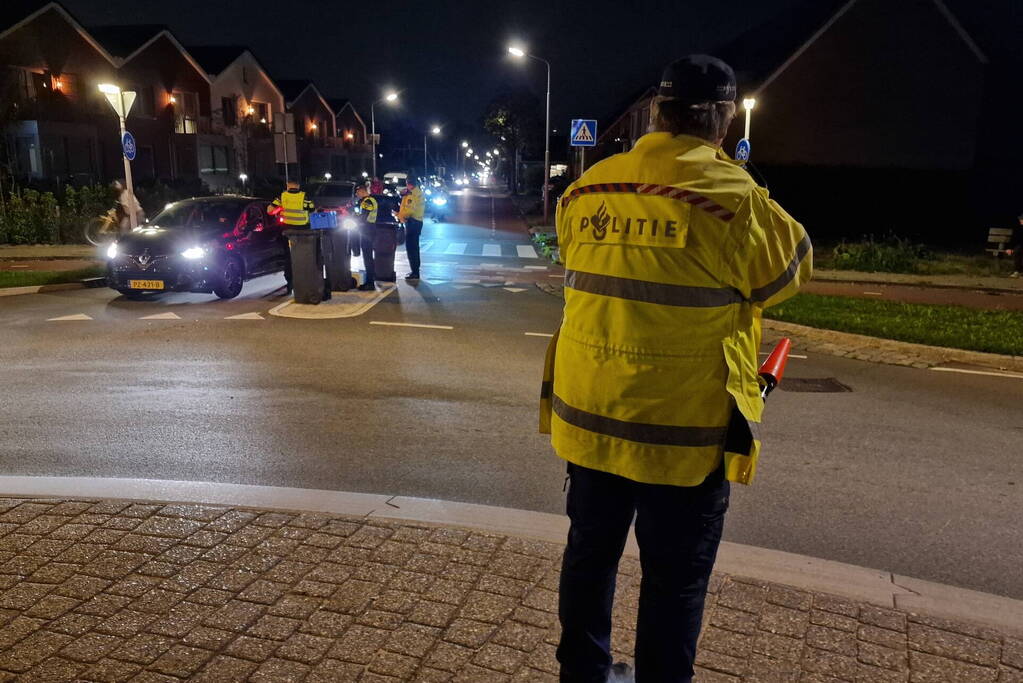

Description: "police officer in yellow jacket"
268 180 314 294
354 185 382 290
546 55 811 682
396 178 426 280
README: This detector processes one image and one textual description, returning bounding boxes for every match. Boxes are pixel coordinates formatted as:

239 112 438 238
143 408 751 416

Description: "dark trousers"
558 463 729 683
360 226 376 285
405 218 423 275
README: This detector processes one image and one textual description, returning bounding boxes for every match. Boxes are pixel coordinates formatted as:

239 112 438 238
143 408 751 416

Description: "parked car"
105 196 287 300
381 172 407 196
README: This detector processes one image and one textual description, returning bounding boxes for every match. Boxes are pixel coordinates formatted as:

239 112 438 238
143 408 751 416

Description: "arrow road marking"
503 288 527 293
370 321 453 330
140 312 181 320
225 312 265 320
47 314 92 321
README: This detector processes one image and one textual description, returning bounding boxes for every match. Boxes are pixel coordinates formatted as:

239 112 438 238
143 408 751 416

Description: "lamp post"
370 91 399 178
742 97 757 140
425 125 441 177
508 45 551 223
98 83 139 231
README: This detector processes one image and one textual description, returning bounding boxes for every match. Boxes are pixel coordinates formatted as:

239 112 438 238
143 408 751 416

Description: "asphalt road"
1 187 1021 599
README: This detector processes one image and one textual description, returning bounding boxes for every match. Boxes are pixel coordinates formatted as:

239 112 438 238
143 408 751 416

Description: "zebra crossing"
417 240 540 259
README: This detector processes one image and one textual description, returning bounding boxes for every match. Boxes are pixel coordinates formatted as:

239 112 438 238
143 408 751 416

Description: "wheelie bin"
322 227 354 292
373 225 399 282
284 228 325 304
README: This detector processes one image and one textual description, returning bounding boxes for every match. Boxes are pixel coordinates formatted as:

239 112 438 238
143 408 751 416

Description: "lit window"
173 91 199 134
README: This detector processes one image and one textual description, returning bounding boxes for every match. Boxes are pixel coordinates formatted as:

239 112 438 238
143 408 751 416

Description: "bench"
986 227 1014 256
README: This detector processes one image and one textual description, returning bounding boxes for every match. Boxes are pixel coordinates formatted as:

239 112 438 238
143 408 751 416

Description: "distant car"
309 181 357 213
105 196 287 300
381 172 407 196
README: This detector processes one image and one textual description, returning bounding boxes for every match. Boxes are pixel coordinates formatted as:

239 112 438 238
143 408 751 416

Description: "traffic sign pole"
116 92 138 231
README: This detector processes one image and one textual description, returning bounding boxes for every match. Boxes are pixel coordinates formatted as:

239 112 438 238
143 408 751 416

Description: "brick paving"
0 498 1019 682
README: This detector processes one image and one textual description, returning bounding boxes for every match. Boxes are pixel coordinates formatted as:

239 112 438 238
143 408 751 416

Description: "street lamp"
742 97 757 140
239 173 248 191
424 125 441 177
324 172 332 180
461 141 469 148
370 90 399 178
508 44 552 223
97 83 139 231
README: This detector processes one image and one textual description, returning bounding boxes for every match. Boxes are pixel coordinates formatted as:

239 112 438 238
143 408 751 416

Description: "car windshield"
149 200 245 230
311 183 355 197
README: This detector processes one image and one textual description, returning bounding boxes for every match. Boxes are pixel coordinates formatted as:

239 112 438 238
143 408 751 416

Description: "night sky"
58 0 1022 142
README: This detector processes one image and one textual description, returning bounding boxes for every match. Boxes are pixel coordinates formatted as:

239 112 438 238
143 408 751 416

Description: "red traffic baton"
758 338 792 398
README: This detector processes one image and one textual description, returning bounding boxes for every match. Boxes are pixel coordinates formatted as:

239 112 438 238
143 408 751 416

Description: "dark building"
595 0 999 245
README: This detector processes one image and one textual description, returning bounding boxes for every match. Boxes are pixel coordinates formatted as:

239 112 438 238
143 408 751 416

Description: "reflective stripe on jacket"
360 196 380 223
542 132 812 487
398 187 426 222
272 190 312 225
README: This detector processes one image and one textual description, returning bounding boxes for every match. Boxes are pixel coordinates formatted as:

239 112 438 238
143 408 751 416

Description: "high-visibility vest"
399 188 426 221
542 132 812 487
279 190 310 225
359 196 380 223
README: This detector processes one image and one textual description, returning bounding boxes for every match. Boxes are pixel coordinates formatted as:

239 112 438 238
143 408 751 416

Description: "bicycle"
83 209 119 246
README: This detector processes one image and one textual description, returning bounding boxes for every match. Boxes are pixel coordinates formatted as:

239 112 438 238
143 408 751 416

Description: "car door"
243 203 285 275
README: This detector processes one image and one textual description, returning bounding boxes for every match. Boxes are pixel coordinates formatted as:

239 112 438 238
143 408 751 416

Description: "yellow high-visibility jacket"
270 189 314 225
541 132 812 487
397 187 426 222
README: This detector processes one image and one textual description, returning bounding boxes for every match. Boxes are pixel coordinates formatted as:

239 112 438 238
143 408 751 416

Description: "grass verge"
0 266 105 289
764 293 1023 356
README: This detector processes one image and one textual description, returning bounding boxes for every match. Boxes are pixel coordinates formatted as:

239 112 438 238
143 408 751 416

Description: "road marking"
419 240 434 252
140 312 181 320
444 242 468 255
525 332 554 337
525 265 548 270
549 274 565 278
759 352 808 359
863 291 884 296
453 278 479 285
483 244 501 257
370 321 453 330
452 285 472 289
225 312 265 320
517 245 538 258
47 313 92 321
503 287 527 293
930 367 1023 380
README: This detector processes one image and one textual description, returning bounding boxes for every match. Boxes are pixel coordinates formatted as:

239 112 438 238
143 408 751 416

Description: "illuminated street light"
425 124 442 175
324 172 332 180
742 97 757 140
493 149 499 155
461 141 469 148
371 90 400 177
97 83 139 231
507 43 552 222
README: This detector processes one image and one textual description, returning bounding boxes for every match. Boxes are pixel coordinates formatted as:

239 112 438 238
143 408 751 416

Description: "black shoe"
358 283 376 291
607 662 634 683
404 272 420 281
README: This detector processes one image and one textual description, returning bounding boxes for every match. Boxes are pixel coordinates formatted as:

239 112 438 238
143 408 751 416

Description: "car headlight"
181 246 205 259
432 197 448 206
106 243 118 259
342 218 358 231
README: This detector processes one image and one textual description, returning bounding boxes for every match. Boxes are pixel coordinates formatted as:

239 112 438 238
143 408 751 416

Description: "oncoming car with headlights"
105 197 287 300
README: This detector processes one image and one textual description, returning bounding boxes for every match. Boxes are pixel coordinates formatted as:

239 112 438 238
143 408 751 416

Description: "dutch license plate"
128 279 164 290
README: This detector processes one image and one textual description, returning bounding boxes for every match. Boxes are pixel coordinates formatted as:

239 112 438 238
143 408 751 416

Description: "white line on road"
370 321 454 330
444 243 468 255
419 240 434 252
47 313 92 321
930 367 1023 380
863 291 884 296
759 352 808 359
525 332 554 337
503 288 527 293
140 312 181 320
482 244 502 257
225 312 265 320
549 274 565 278
517 245 538 258
525 265 548 270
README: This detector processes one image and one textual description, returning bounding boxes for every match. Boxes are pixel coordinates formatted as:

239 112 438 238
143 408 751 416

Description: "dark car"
105 196 286 300
309 181 357 212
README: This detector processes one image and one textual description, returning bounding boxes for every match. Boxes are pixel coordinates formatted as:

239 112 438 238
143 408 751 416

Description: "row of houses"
589 0 1016 244
0 2 371 191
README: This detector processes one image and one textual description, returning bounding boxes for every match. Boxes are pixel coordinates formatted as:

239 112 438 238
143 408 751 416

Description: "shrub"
832 234 929 273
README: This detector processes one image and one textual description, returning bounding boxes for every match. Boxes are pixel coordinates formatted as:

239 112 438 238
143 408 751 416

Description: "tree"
482 89 543 194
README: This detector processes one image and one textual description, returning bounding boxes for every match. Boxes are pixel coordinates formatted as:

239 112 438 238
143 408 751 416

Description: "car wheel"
213 257 244 300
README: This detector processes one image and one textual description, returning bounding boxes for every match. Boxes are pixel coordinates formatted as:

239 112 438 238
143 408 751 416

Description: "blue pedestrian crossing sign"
122 131 137 161
570 119 597 147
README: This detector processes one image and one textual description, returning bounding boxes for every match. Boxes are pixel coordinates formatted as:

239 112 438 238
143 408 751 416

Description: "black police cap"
658 55 736 104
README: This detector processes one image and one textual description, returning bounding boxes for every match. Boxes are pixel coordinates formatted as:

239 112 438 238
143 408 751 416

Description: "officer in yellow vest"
546 55 811 682
268 180 314 294
354 185 381 291
396 178 426 280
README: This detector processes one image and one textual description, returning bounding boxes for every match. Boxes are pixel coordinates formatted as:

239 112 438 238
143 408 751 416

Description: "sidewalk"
814 269 1023 294
0 495 1019 682
0 245 100 261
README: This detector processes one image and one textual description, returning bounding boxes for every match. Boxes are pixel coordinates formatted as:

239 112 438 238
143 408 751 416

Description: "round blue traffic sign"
735 138 751 163
122 131 137 161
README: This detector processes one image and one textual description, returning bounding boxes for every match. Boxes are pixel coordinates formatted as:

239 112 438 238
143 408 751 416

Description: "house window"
222 96 237 127
173 91 199 134
52 73 78 100
199 144 230 174
254 102 269 126
13 68 36 100
132 86 155 117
